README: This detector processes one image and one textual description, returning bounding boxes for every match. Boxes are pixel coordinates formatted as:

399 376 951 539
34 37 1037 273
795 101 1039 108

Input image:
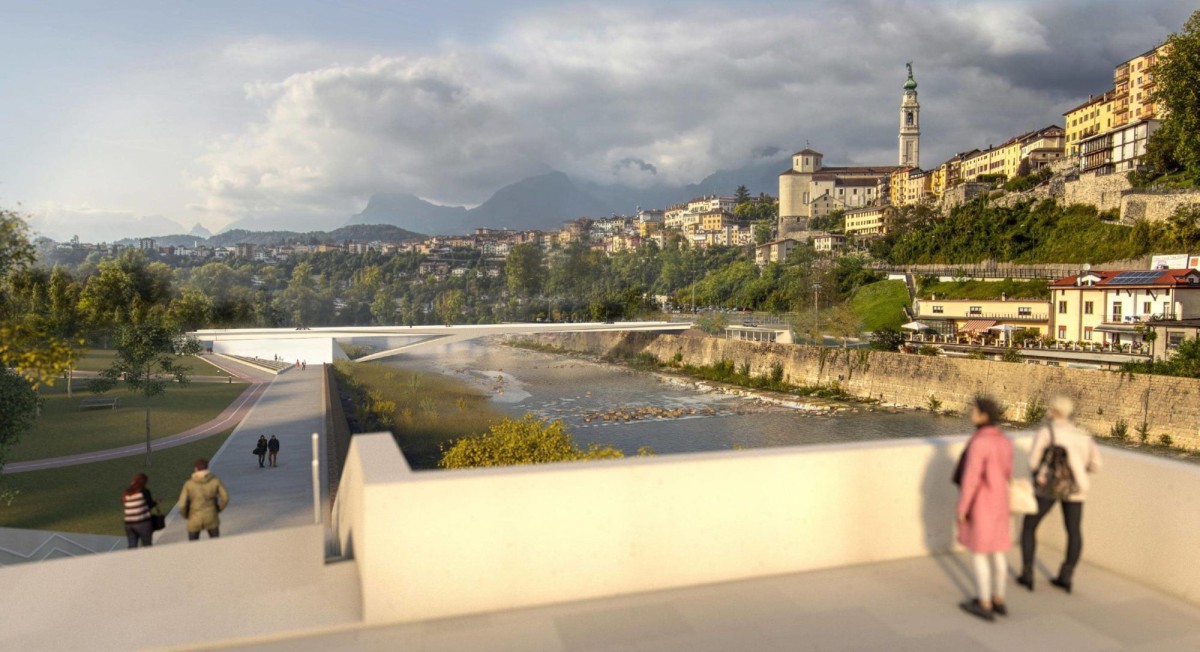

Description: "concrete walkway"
233 553 1200 651
156 362 328 544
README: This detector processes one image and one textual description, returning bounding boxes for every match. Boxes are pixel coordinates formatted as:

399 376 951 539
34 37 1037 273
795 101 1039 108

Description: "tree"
734 185 751 205
439 414 624 469
1 212 77 391
436 289 465 326
870 328 904 352
1144 10 1200 184
0 370 38 501
370 291 396 325
89 317 202 465
753 221 774 245
505 242 545 298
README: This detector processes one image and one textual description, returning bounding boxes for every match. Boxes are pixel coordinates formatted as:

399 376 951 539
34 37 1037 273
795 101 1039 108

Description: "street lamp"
812 283 823 345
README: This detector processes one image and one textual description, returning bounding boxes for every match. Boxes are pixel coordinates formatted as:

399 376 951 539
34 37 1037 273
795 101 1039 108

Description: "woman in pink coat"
955 396 1014 622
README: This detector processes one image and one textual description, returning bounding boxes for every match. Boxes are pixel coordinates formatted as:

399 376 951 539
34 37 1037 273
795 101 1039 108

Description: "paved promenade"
156 360 329 544
237 553 1200 651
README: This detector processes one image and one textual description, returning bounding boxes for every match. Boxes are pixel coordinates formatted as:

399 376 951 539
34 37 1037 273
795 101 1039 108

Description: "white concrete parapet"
334 432 1200 624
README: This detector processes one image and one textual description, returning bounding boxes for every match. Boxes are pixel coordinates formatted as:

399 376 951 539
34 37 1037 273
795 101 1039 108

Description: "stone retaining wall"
527 332 1200 451
1120 191 1200 225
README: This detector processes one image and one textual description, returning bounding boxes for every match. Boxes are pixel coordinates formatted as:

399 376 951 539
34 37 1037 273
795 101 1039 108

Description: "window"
1084 327 1093 341
1018 307 1032 316
1169 332 1185 349
1164 302 1171 317
1084 301 1094 315
1143 301 1151 315
906 111 913 126
1058 325 1067 339
931 305 944 314
969 306 983 316
1111 303 1123 322
1058 301 1068 314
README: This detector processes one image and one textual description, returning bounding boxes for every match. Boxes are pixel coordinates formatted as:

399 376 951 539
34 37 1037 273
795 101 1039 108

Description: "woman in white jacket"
1018 396 1102 594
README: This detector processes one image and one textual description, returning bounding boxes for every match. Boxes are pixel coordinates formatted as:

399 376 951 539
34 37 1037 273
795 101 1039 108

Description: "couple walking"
255 435 280 468
954 395 1102 622
120 458 230 547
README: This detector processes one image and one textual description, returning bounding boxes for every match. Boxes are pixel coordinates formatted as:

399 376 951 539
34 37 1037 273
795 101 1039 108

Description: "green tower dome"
903 62 917 90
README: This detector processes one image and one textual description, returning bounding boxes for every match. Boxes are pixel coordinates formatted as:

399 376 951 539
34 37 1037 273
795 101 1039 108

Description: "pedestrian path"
155 362 328 543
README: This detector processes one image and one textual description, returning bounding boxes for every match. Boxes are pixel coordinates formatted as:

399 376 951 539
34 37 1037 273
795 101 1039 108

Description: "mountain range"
341 156 787 234
119 224 424 249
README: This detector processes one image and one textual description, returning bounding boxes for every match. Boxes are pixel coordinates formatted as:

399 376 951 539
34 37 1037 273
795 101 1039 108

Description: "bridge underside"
190 322 690 364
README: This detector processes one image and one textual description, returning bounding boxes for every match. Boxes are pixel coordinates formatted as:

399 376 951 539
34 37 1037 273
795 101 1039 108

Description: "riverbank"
513 331 1200 454
505 336 901 419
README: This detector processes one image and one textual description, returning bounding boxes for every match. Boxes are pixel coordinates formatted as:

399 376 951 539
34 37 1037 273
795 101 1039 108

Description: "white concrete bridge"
190 321 689 364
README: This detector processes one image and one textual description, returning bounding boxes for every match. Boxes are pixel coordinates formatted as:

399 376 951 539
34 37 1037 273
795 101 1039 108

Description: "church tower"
899 63 920 168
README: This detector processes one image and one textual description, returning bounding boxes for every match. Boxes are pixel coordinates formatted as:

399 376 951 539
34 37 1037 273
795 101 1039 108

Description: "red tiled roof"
1050 269 1200 288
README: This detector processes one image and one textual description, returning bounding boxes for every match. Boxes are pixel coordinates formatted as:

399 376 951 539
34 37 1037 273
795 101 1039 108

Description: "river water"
382 340 968 465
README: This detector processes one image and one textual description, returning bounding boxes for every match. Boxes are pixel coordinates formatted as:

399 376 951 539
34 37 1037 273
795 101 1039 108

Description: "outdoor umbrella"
901 321 931 331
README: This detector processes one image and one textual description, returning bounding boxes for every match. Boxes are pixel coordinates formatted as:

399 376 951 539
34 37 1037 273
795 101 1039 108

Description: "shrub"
917 345 941 357
1136 421 1151 444
1158 434 1175 447
927 395 943 412
869 328 904 352
769 361 785 383
439 414 624 469
1023 398 1046 424
1001 348 1022 363
966 351 988 360
1110 418 1129 441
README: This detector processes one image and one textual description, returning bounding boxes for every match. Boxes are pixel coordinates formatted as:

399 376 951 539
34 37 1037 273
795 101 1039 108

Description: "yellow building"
889 168 933 207
1064 91 1116 157
961 126 1064 181
700 211 735 231
843 205 895 237
913 297 1051 337
1114 44 1169 129
929 153 971 197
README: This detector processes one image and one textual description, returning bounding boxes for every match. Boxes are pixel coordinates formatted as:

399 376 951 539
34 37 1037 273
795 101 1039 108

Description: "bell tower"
899 62 920 168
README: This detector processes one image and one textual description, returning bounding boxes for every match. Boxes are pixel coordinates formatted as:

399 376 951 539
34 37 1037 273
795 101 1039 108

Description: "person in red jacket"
955 396 1014 622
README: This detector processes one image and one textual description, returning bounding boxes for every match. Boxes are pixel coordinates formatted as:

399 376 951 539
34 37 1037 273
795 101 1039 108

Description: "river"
381 340 968 464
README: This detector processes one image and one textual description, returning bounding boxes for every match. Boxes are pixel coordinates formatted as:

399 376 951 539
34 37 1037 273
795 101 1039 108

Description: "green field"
850 280 910 332
8 381 248 462
0 428 233 536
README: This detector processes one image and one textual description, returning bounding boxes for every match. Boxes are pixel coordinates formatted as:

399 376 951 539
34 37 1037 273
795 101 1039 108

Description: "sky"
0 0 1193 241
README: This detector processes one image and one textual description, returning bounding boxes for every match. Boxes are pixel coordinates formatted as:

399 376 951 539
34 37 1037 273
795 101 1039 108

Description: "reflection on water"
382 341 969 463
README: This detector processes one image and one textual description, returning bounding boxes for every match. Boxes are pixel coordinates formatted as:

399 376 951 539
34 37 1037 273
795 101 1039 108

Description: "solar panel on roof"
1109 271 1163 285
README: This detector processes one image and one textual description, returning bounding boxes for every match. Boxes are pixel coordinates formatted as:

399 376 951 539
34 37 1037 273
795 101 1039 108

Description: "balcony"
1114 64 1130 84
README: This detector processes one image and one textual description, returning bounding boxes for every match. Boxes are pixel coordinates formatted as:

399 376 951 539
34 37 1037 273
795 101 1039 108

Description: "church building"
778 65 920 237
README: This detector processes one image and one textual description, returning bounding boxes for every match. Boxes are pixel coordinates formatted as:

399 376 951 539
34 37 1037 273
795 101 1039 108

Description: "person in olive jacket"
178 458 230 540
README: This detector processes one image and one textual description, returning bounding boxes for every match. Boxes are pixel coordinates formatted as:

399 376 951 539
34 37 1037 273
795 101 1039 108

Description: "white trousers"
973 552 1008 601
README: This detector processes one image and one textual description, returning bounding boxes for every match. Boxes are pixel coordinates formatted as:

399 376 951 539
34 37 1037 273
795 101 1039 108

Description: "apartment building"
843 205 895 238
1049 269 1200 345
755 238 800 267
961 125 1064 181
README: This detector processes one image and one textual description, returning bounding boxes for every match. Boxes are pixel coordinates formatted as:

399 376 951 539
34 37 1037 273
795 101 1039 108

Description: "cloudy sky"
0 0 1192 240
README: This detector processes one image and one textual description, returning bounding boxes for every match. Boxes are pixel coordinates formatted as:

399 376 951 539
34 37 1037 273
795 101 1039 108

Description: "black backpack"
1035 424 1076 500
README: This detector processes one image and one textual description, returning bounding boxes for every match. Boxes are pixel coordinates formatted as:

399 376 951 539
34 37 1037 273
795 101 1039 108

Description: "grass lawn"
71 349 231 376
850 280 910 332
8 381 248 462
0 428 233 536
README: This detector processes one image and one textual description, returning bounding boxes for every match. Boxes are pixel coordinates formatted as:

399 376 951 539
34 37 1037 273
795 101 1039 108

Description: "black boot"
1050 577 1073 594
959 599 995 622
1016 571 1034 592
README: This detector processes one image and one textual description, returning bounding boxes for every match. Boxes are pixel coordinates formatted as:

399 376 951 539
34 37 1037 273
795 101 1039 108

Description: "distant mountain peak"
188 223 213 238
